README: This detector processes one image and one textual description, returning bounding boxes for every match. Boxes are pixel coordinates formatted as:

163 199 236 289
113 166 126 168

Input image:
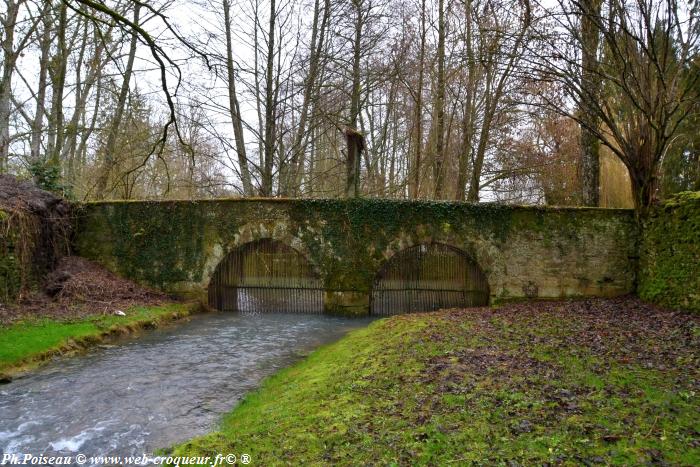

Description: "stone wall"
73 199 638 315
0 210 23 303
639 192 700 312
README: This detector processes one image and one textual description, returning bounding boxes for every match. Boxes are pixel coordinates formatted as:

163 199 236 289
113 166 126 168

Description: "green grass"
171 301 700 466
0 303 195 374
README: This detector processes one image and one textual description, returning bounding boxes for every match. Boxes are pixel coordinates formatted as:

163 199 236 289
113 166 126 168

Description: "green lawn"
171 298 699 466
0 302 195 374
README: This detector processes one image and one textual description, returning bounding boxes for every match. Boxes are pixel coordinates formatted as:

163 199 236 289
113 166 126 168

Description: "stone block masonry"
639 192 700 312
73 199 638 315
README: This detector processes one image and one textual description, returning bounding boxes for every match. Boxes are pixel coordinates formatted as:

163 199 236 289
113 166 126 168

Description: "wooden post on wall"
344 127 364 198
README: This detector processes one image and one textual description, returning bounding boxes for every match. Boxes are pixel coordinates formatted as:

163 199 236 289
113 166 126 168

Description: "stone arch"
207 237 324 313
201 221 321 290
371 240 491 315
376 229 504 296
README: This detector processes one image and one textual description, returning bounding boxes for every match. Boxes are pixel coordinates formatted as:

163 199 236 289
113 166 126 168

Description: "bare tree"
281 0 331 196
432 0 447 198
464 0 532 202
45 2 68 171
535 0 700 214
578 0 603 205
0 0 40 172
222 0 254 195
29 1 52 163
94 3 140 198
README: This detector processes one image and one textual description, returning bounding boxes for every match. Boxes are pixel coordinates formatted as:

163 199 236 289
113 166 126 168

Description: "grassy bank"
172 297 699 465
0 302 200 377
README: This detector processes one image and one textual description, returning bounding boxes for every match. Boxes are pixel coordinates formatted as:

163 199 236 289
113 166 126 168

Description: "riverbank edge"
0 301 206 380
168 298 699 465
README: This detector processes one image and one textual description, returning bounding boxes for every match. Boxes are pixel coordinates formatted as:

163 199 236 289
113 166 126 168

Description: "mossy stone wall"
0 210 22 303
73 199 638 315
639 192 700 312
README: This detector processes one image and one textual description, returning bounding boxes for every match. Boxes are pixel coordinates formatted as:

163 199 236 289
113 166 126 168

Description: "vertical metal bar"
211 240 492 316
369 243 489 315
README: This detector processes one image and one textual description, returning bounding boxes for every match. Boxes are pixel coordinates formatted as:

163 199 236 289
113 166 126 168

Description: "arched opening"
208 239 323 313
371 243 489 315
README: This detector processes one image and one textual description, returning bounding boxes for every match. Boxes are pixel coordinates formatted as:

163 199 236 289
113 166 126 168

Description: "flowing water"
0 312 373 463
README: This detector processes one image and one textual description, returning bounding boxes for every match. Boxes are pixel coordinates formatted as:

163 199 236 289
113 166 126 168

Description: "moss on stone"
0 209 23 303
73 199 637 315
638 192 700 312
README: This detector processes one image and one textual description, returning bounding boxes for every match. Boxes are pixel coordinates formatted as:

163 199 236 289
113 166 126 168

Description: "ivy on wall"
0 199 637 310
0 207 52 303
74 198 636 303
0 210 22 303
638 192 700 312
7 195 695 314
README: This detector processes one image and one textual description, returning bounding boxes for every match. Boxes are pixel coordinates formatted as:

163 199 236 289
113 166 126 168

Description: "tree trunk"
346 0 363 197
410 0 427 199
46 2 68 172
95 4 140 199
432 0 446 199
456 100 474 200
456 0 475 201
0 0 21 172
629 168 656 219
223 0 254 196
260 0 277 196
345 128 363 197
64 16 89 184
283 0 330 196
76 69 103 186
579 0 603 206
30 3 52 163
466 0 530 202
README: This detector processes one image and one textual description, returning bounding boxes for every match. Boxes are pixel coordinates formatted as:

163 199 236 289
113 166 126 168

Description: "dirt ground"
0 175 171 325
0 256 169 325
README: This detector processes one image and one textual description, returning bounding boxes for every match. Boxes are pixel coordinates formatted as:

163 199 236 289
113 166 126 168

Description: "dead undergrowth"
0 256 169 325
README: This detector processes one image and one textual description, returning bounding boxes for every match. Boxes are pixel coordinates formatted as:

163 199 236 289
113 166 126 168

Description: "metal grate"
370 243 489 315
208 239 324 313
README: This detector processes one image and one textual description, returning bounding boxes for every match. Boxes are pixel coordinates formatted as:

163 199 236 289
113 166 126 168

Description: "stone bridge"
74 198 637 315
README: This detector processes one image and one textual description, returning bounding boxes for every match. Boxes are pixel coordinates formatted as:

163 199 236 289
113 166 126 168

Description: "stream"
0 312 373 463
